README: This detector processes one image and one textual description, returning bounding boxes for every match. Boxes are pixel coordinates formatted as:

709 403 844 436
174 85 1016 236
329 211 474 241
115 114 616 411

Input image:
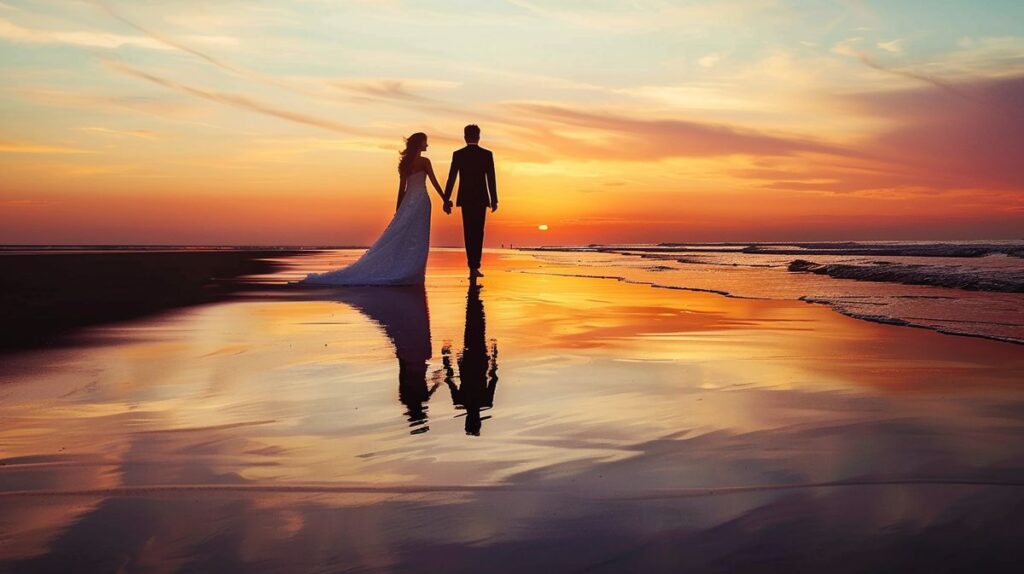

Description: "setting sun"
538 224 549 231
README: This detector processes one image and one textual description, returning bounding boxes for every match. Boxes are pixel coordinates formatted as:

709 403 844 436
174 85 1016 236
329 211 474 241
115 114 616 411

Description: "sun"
537 224 549 231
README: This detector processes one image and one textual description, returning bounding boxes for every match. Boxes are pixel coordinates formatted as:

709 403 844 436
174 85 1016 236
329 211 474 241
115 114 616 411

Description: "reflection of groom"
445 283 498 436
443 124 498 279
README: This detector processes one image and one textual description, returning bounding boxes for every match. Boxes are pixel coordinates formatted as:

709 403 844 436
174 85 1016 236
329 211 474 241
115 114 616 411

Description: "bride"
302 133 450 285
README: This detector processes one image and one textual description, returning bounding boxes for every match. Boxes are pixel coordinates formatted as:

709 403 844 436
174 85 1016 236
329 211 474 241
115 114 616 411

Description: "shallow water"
525 241 1024 343
1 249 1023 572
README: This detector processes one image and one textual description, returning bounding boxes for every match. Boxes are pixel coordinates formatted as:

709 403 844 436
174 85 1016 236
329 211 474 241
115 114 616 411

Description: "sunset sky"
2 0 1023 246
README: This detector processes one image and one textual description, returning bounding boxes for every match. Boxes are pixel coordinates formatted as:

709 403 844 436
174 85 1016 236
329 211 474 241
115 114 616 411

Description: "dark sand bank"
0 249 307 350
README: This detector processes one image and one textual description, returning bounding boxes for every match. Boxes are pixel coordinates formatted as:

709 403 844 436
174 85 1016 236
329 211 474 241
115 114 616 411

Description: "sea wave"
787 260 1024 293
799 295 1024 345
697 242 1024 258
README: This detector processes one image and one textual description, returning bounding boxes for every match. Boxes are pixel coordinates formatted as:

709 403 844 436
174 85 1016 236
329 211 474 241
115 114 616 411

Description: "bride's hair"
398 132 427 175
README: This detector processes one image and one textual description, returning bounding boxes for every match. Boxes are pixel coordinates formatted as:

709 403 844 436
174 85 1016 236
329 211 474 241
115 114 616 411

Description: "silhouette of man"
445 284 498 436
444 124 498 279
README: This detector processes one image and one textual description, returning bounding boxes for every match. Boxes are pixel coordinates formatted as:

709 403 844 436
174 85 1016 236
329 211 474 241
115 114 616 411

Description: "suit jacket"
444 145 497 208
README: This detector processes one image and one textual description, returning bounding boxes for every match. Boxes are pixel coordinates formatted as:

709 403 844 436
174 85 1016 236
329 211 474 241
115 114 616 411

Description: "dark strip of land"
0 250 302 351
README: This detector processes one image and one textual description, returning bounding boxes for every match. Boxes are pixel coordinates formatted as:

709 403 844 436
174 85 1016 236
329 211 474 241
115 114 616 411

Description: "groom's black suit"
444 144 497 272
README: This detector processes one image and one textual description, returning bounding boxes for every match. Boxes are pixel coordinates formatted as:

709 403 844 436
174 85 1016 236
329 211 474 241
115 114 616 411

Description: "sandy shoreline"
1 249 1022 572
520 244 1024 344
0 249 306 351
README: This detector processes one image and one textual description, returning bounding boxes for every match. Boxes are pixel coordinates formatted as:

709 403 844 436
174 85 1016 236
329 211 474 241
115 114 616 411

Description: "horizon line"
2 238 1023 251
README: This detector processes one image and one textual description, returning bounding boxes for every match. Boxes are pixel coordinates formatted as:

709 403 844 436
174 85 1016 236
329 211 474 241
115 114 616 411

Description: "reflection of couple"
335 284 498 436
303 124 498 286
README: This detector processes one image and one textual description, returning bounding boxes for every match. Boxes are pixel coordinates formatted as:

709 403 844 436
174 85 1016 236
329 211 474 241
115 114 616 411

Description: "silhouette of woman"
331 285 439 434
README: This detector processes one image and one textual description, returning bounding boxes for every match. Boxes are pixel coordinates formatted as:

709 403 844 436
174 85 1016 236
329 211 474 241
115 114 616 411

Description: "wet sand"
1 249 1023 573
0 249 302 350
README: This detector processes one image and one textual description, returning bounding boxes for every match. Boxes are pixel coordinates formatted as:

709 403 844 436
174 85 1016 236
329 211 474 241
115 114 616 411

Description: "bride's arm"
424 159 445 199
395 173 407 212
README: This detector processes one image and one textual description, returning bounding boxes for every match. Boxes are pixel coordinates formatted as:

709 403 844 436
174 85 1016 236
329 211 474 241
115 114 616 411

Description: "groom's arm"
486 152 498 211
444 153 459 201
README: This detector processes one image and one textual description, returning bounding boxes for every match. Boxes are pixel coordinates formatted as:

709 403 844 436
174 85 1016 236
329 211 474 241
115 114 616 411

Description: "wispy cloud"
91 1 240 71
327 78 461 102
857 53 964 96
105 61 371 136
0 16 168 50
877 39 904 53
505 0 779 32
833 37 964 96
945 36 1024 76
698 53 723 68
739 73 1024 195
8 86 202 119
0 141 88 154
77 127 162 139
92 1 466 115
849 74 1024 190
0 198 56 208
508 103 849 160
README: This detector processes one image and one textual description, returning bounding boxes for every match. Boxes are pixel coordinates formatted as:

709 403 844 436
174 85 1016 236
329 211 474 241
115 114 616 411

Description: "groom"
443 124 498 279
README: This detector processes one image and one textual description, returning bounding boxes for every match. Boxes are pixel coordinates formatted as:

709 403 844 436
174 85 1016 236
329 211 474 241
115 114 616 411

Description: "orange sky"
2 1 1023 245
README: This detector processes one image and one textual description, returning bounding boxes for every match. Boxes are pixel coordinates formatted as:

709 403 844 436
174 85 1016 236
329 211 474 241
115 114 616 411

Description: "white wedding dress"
302 171 430 285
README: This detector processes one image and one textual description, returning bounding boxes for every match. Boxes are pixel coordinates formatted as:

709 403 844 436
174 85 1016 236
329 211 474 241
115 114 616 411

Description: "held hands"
437 199 494 214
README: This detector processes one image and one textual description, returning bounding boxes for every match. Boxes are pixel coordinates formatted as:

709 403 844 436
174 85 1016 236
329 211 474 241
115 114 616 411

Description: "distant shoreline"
0 245 358 252
3 239 1023 253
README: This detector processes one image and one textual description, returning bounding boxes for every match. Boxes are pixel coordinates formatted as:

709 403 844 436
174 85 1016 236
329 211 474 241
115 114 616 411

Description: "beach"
2 248 1023 572
0 249 301 350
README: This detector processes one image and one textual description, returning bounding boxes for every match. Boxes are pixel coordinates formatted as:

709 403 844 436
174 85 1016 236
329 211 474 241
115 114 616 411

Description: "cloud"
877 39 904 53
857 52 964 96
507 103 850 160
698 53 722 68
612 84 767 113
91 1 242 71
943 36 1024 76
848 74 1024 190
106 61 371 136
744 74 1024 195
8 87 201 119
833 37 965 95
326 78 460 102
77 127 161 139
505 0 780 32
0 141 88 154
0 198 55 207
92 1 470 117
0 16 168 50
831 36 863 58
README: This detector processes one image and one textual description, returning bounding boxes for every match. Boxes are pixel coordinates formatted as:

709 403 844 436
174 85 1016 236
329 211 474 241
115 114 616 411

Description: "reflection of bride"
330 285 439 434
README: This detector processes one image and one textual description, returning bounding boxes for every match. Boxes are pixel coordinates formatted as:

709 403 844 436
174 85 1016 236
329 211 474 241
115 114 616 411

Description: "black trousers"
461 205 487 270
